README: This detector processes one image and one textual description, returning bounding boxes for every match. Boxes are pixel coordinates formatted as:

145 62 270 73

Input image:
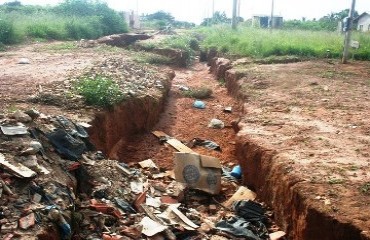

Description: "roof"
354 12 370 22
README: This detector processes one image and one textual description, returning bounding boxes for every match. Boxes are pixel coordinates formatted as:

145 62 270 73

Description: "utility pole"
232 0 238 29
270 0 275 30
342 0 356 64
212 0 215 18
238 0 241 19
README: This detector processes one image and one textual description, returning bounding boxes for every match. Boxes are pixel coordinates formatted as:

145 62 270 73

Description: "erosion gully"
88 60 368 240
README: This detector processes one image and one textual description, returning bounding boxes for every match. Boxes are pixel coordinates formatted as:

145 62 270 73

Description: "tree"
145 11 174 23
3 1 21 6
201 11 231 26
283 9 359 31
319 9 359 31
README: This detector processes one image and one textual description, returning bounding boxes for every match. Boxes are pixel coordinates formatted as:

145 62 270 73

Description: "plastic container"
230 165 242 179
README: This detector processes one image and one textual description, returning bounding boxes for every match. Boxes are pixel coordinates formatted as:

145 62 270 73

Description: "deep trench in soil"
86 61 367 240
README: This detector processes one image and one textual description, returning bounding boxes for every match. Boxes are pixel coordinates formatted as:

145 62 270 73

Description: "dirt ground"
230 59 370 237
1 41 369 238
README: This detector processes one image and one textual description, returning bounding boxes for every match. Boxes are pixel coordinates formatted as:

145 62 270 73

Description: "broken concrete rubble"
0 110 284 239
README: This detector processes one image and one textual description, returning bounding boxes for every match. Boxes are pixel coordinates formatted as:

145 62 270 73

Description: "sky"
1 0 369 24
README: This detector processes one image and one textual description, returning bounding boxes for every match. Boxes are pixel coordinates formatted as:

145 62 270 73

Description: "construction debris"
0 110 282 239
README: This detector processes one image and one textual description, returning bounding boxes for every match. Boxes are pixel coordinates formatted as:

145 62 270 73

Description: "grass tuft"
182 87 213 99
73 75 124 107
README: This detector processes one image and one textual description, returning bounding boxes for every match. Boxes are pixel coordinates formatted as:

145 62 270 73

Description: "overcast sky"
1 0 369 24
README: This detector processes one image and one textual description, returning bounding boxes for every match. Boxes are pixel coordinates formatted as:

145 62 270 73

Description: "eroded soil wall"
211 57 369 240
89 74 173 161
236 136 365 240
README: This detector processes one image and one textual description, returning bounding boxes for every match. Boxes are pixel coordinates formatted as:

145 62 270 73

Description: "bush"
0 0 128 44
26 23 64 39
65 17 102 40
54 0 128 36
0 19 15 44
74 75 124 107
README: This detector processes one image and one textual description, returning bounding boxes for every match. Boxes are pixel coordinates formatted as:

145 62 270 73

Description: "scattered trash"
140 216 168 237
270 231 287 240
216 216 263 239
18 58 30 64
179 85 190 91
188 138 221 151
0 125 28 135
234 200 268 223
0 110 282 239
208 118 225 129
230 165 242 179
193 100 206 109
138 159 158 169
223 106 233 113
174 152 222 195
19 213 35 230
153 131 194 153
46 129 87 160
225 186 256 207
0 153 37 178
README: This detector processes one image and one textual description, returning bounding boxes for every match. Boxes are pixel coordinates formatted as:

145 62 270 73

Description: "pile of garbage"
0 109 285 239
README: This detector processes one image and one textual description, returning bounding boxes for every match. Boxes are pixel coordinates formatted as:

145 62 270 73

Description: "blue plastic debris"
230 165 242 179
193 100 206 109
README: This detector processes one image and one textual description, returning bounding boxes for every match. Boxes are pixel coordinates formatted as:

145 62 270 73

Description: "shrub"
26 23 64 39
65 17 102 40
0 19 15 44
74 75 124 107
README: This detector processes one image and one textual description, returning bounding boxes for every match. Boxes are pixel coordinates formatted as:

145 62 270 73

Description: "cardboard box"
174 152 222 195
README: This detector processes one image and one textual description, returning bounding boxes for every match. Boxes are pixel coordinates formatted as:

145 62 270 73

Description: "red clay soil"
108 63 240 170
220 59 370 240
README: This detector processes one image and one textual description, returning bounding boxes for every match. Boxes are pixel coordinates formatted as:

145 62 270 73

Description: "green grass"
36 42 78 52
182 87 213 99
0 1 128 44
73 75 124 107
197 26 370 60
133 52 172 65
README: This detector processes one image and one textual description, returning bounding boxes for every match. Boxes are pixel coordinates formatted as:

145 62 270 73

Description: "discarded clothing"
215 216 261 239
233 200 268 223
46 129 87 161
56 115 89 138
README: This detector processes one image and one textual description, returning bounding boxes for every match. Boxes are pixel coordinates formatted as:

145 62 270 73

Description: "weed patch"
73 75 124 107
0 19 15 44
182 87 213 99
360 182 370 195
133 52 172 65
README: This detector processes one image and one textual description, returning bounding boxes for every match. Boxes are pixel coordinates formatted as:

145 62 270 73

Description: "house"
354 12 370 32
252 15 283 28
